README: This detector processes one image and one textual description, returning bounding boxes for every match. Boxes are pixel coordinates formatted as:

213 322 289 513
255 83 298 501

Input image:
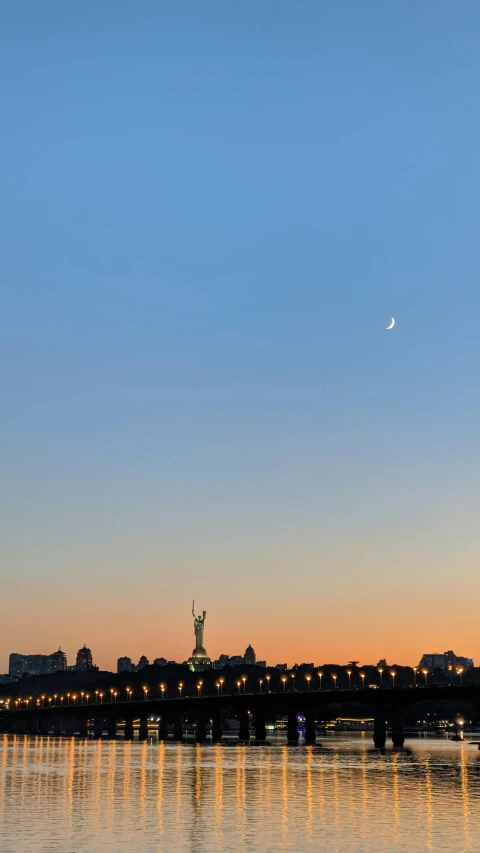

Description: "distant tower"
188 601 212 671
244 645 256 666
137 655 149 671
49 648 67 673
75 644 93 671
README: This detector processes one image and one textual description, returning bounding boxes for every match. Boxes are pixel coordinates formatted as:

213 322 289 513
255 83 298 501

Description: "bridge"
1 685 479 748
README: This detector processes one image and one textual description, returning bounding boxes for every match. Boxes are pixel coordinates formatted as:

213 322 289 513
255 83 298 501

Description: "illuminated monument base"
188 646 212 672
188 601 212 672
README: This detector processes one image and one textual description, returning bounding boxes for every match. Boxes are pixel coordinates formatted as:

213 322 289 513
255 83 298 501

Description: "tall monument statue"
192 601 206 649
188 600 211 671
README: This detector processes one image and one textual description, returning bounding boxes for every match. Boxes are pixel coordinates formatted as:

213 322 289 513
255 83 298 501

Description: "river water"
1 733 479 852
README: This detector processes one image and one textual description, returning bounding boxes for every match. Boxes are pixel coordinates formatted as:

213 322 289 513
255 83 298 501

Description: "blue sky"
1 1 479 669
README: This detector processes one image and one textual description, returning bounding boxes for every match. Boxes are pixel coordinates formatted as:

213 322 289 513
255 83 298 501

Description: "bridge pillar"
4 718 15 735
373 708 387 748
211 710 223 742
158 717 169 741
124 718 134 741
107 718 117 740
391 706 405 748
304 710 316 744
138 717 149 741
93 717 103 739
77 718 88 738
64 718 75 737
254 708 267 741
15 719 26 735
196 712 207 743
287 709 299 744
26 719 37 735
39 718 50 736
172 714 183 742
238 709 250 742
52 719 63 737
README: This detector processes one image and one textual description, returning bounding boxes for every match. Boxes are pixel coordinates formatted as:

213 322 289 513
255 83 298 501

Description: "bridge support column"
138 717 149 741
39 718 50 736
287 709 299 744
373 708 387 748
64 718 75 737
77 719 88 738
158 717 169 741
304 710 316 744
172 714 183 742
391 707 405 748
107 718 117 740
93 717 103 739
15 719 26 735
254 708 267 741
52 719 62 737
124 718 134 741
196 713 207 743
211 710 223 742
238 709 250 742
26 719 37 735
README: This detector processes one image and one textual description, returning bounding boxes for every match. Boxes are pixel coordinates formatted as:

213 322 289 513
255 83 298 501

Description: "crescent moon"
386 317 395 330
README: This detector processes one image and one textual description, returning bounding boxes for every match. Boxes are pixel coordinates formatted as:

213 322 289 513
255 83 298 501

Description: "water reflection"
0 734 479 852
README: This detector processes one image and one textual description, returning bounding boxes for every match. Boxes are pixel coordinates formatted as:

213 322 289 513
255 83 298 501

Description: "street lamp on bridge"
305 674 311 691
422 668 428 686
346 669 352 689
317 671 323 690
390 671 396 688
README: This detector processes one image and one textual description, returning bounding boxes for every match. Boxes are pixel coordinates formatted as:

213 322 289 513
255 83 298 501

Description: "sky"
1 1 480 673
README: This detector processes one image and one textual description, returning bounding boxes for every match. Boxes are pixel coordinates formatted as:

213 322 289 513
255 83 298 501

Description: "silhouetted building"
75 645 93 671
154 657 167 667
9 654 48 678
49 648 67 672
419 651 474 671
117 656 135 674
137 655 149 670
275 663 287 670
244 645 256 666
9 649 67 678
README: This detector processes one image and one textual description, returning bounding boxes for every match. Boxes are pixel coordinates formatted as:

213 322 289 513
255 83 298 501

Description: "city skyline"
2 3 480 673
2 610 474 676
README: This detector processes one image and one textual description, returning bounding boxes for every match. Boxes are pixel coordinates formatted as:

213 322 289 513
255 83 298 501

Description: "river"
1 733 479 852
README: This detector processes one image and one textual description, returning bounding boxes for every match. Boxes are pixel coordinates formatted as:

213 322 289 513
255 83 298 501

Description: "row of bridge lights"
4 665 466 709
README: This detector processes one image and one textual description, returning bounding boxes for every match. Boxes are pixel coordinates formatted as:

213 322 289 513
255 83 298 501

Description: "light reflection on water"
1 733 480 852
